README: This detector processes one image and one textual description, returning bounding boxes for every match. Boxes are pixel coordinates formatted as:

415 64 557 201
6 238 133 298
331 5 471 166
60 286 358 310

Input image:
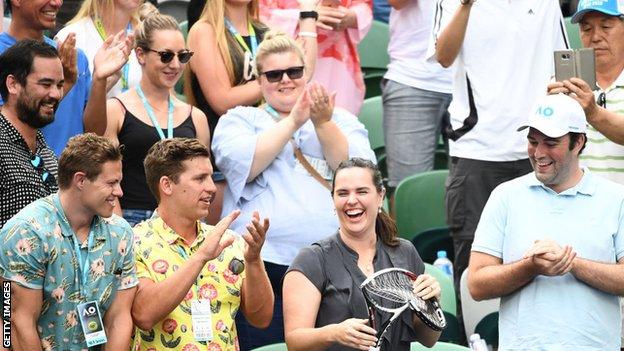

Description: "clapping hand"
56 33 77 93
197 210 240 263
93 30 134 82
523 239 576 276
289 88 313 128
308 82 335 127
242 211 269 263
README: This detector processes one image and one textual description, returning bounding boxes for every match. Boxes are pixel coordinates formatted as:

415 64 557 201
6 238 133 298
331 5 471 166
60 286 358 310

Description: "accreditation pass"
191 300 213 341
77 301 107 347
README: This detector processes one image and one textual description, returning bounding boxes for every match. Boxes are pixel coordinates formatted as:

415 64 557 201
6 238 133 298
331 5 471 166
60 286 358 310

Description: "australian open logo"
536 106 554 118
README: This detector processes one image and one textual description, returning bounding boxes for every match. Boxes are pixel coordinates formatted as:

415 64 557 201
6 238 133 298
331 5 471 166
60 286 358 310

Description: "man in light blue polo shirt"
468 94 624 350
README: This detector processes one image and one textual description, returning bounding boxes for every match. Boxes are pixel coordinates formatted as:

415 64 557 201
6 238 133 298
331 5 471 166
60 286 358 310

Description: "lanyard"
94 19 132 91
224 18 258 58
136 85 174 140
264 104 280 122
73 232 95 298
175 245 202 299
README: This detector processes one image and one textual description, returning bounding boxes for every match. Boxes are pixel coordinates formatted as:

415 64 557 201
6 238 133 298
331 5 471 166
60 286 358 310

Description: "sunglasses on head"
31 154 56 186
145 48 194 64
261 66 304 83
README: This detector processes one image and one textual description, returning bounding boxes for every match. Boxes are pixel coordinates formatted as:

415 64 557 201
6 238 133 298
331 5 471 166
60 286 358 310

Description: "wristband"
298 31 318 38
300 11 319 20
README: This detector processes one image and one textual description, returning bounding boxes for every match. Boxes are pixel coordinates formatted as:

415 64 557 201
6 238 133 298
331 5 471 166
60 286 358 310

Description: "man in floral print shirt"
131 138 274 351
0 133 138 350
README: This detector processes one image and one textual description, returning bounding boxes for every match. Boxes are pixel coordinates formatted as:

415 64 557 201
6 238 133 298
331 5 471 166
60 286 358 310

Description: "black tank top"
115 98 197 210
190 24 267 137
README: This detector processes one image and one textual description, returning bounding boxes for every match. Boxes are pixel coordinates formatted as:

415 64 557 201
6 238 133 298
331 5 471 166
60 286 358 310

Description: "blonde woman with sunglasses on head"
104 13 210 226
56 0 144 98
212 30 375 349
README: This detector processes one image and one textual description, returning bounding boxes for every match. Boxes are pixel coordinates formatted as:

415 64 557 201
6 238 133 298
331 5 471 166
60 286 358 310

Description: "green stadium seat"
394 170 448 240
359 96 385 156
564 17 583 49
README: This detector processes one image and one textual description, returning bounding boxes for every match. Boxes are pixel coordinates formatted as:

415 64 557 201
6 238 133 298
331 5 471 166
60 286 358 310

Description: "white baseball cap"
517 94 587 138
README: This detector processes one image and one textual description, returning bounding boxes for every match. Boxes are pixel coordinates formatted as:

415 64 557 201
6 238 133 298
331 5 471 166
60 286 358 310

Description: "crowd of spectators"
1 0 624 350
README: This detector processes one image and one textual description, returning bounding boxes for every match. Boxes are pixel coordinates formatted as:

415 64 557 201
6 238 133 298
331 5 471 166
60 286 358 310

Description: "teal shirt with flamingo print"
0 193 138 350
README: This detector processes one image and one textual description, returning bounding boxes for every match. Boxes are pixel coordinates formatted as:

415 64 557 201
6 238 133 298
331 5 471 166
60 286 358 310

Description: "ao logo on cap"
536 106 554 118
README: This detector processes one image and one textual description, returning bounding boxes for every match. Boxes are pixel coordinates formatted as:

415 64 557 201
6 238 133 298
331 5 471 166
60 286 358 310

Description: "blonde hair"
255 30 305 74
67 0 142 27
196 0 261 84
134 13 181 50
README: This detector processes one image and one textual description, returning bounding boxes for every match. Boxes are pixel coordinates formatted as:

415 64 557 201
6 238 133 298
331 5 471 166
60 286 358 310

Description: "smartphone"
554 48 597 90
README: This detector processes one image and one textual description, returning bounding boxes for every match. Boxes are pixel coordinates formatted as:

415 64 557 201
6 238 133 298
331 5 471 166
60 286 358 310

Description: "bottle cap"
437 250 447 258
469 333 482 342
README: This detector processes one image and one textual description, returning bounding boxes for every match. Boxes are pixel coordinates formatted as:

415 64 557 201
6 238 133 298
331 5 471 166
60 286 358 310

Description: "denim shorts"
122 209 154 227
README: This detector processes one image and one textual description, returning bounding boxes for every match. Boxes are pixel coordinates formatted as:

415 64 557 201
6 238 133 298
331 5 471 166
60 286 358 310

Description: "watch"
300 11 319 20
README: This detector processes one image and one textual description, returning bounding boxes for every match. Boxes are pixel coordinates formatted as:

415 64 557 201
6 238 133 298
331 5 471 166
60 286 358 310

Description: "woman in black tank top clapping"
104 13 210 226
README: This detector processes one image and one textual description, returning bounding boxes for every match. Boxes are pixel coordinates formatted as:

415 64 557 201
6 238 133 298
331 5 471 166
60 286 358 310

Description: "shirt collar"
150 215 206 247
1 110 52 148
527 167 595 196
51 194 106 241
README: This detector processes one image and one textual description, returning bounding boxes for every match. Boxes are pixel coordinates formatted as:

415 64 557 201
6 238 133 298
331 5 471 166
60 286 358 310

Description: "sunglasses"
145 48 194 64
31 154 56 186
598 92 606 109
261 66 304 83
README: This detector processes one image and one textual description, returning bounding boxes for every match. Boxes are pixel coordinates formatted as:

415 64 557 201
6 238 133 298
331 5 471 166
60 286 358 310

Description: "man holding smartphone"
549 0 624 184
430 0 568 342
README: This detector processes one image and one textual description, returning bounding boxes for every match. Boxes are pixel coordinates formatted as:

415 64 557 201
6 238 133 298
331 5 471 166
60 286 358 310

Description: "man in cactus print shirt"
0 134 138 350
131 138 274 351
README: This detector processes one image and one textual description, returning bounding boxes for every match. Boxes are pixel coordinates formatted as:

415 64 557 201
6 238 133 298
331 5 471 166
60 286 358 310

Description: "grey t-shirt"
288 232 425 351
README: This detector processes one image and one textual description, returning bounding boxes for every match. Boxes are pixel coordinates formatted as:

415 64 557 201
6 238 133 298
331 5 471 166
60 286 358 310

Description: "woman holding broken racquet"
283 158 442 350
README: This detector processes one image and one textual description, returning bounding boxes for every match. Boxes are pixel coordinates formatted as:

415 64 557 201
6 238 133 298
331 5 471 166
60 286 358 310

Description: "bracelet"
298 31 318 38
300 10 319 20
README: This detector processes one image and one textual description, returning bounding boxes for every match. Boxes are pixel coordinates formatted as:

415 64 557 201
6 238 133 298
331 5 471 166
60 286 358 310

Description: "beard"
15 94 58 129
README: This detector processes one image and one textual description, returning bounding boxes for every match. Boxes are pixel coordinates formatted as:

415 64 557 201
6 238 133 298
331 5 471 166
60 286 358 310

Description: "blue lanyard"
224 18 258 58
73 232 95 298
264 104 280 122
136 85 174 140
120 22 133 92
175 245 202 299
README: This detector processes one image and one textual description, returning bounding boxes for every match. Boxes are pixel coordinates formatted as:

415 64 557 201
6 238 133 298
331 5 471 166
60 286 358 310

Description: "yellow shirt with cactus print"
132 216 246 351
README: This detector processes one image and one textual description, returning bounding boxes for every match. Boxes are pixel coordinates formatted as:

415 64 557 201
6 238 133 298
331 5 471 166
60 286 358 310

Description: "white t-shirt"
430 0 567 161
56 17 141 99
384 0 452 94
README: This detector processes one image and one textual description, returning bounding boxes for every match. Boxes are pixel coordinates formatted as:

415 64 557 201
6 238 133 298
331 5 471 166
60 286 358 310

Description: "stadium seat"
474 312 499 348
358 20 389 71
411 341 471 350
412 227 454 264
564 17 583 49
358 20 390 99
459 269 500 344
251 343 288 351
174 21 188 96
394 170 448 240
157 0 188 23
424 264 460 343
358 96 385 156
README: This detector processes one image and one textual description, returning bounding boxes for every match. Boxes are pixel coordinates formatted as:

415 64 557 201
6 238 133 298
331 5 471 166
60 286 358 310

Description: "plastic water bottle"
433 250 453 280
468 333 488 351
